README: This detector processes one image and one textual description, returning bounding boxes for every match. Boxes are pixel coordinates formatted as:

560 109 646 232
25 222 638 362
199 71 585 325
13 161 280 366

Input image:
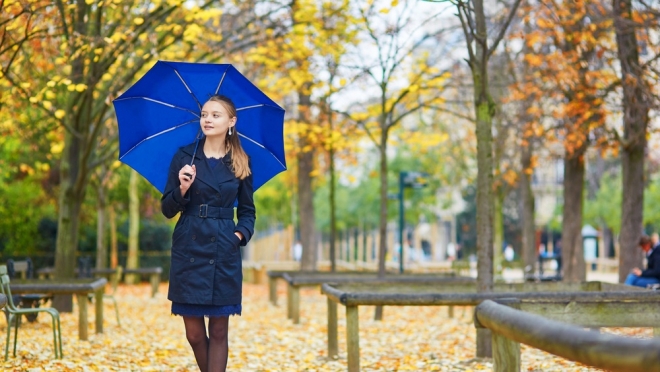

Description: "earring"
228 127 233 135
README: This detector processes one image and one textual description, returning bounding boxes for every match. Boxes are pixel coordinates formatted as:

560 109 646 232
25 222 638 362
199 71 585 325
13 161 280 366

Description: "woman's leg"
624 273 638 286
207 316 229 372
632 276 660 288
183 316 209 372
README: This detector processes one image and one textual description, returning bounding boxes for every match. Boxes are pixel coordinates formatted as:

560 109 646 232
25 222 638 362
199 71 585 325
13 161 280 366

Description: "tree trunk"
125 170 140 284
109 204 118 269
96 184 107 270
52 131 86 312
471 0 495 357
473 77 494 293
298 147 316 271
614 0 649 282
297 91 317 271
458 0 521 356
493 190 504 276
329 146 337 272
561 147 587 282
471 2 494 295
377 127 389 278
619 135 646 281
375 127 388 321
53 9 91 312
519 21 536 275
520 143 536 274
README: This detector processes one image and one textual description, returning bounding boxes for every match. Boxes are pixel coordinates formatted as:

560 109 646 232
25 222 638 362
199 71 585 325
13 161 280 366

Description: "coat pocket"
169 247 191 289
217 232 241 262
171 217 190 247
231 232 241 249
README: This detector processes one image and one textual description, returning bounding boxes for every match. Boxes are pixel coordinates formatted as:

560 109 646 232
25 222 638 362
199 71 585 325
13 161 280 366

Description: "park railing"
475 299 660 372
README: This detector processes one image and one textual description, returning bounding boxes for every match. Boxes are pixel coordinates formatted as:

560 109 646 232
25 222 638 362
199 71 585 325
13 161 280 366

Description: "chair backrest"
0 265 18 310
110 266 123 294
78 256 92 278
6 258 34 279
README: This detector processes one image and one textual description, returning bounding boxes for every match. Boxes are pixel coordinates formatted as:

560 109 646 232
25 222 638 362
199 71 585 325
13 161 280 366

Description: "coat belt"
182 204 234 219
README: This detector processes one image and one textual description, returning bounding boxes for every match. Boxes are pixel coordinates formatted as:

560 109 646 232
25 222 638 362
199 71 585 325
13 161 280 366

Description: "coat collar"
180 137 236 192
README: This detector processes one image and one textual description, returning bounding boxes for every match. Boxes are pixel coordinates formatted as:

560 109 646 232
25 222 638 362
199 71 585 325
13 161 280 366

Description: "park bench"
5 259 51 323
266 268 417 307
123 267 162 298
475 299 660 372
75 259 123 326
280 271 473 324
266 270 317 307
38 265 162 298
535 253 562 279
320 280 658 372
585 257 619 273
242 261 266 284
450 260 472 276
408 260 454 273
257 260 304 271
500 259 524 270
8 275 107 341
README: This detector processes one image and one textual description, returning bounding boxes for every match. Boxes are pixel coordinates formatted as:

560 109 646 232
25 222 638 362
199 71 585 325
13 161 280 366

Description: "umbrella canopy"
113 60 286 193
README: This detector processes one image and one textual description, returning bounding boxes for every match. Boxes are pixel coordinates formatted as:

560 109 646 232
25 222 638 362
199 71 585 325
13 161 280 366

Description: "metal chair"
6 258 51 323
104 266 123 326
81 262 122 326
0 265 62 360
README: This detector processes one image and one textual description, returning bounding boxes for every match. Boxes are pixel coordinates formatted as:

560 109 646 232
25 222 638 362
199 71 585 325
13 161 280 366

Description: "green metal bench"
0 265 62 360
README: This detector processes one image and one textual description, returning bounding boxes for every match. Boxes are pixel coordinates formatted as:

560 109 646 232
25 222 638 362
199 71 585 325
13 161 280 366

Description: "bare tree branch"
487 0 522 58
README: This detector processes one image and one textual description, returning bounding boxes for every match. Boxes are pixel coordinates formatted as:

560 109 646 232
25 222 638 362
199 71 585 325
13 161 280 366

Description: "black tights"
183 316 229 372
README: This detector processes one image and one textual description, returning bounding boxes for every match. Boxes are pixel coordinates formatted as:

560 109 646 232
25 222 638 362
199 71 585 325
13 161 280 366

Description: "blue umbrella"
113 60 286 193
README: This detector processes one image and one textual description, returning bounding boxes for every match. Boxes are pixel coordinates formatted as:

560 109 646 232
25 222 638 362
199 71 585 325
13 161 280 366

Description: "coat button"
190 258 195 263
192 235 196 240
209 259 214 264
210 237 216 242
195 190 200 194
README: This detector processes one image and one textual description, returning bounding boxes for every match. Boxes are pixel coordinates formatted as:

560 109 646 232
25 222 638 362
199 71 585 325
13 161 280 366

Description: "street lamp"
398 171 428 273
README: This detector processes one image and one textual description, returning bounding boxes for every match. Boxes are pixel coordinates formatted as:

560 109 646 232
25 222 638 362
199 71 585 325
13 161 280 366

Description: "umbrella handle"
189 130 204 166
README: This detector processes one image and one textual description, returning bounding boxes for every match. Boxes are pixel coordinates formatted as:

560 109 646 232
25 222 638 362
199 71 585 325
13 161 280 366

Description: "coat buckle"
199 204 208 218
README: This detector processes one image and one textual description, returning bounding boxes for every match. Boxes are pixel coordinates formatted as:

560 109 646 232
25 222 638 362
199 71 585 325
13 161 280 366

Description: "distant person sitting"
293 241 303 262
504 244 514 262
624 235 660 288
652 232 660 250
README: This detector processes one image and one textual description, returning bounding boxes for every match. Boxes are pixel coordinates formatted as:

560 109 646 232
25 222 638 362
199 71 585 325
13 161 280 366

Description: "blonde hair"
207 95 251 180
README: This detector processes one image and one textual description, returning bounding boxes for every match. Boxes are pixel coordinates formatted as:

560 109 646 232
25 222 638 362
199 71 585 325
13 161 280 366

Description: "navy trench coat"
161 139 255 306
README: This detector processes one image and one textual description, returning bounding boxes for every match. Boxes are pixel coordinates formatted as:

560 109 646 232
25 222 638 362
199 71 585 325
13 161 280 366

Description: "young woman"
161 94 255 372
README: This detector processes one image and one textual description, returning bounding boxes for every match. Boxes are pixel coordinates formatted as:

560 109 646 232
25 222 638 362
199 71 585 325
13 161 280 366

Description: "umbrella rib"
115 97 200 117
120 119 199 159
238 133 286 169
236 104 264 111
172 68 203 111
215 69 228 95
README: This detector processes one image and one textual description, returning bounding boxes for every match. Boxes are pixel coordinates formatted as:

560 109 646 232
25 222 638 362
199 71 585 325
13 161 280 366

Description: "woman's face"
200 100 236 138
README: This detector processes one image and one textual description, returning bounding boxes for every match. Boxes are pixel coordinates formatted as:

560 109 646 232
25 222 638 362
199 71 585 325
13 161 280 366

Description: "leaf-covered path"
1 281 652 371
